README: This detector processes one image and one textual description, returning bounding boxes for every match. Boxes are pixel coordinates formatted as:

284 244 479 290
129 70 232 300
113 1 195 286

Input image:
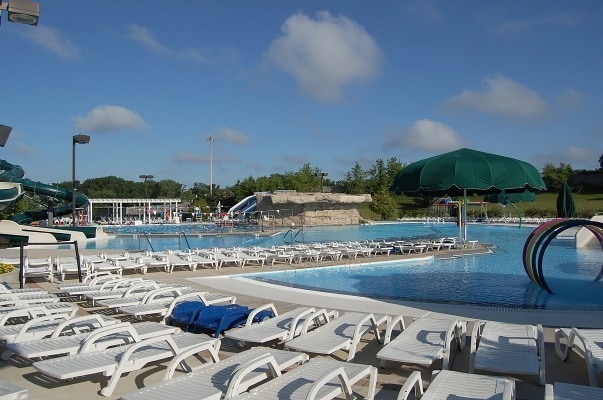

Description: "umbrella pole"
457 198 462 240
463 189 468 242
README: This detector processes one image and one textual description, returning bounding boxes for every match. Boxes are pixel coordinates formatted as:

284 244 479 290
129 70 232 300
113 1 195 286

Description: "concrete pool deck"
1 245 602 399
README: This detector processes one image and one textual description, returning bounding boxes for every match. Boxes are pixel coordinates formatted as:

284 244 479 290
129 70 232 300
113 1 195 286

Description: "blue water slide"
227 195 257 217
0 158 89 224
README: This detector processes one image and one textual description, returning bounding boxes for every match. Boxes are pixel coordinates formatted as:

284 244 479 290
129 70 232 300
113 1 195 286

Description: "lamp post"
72 134 90 226
139 174 153 198
0 0 40 26
139 174 153 224
207 136 214 195
315 171 328 192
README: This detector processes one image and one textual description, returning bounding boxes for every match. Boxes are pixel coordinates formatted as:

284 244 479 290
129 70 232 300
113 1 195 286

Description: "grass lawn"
360 192 603 221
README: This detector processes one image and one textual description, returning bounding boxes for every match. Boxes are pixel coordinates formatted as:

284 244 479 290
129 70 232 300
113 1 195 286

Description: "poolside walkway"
0 245 601 399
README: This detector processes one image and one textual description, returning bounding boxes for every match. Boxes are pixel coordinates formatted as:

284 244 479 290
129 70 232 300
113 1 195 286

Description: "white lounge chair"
120 347 309 400
545 382 603 399
188 253 221 270
119 291 237 321
60 276 149 297
57 271 120 291
6 321 179 360
0 302 79 320
95 285 192 310
0 306 55 327
0 283 46 295
82 253 107 264
0 313 120 346
0 291 60 307
55 255 90 281
155 253 197 272
377 315 466 370
114 257 148 275
554 327 603 386
398 369 515 400
0 380 29 400
22 256 54 283
228 357 378 400
284 311 389 361
85 280 162 306
225 305 318 345
33 331 221 397
90 260 123 275
470 320 545 386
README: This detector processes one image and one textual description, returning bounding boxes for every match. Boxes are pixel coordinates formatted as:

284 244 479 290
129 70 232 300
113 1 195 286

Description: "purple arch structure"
522 218 603 294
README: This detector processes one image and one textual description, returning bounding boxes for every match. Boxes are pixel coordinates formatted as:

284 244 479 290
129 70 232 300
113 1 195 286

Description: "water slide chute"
0 158 89 224
227 195 257 217
523 218 603 294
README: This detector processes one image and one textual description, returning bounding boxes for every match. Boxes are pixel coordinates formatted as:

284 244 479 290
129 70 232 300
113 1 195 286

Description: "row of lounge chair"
2 235 463 286
2 276 603 399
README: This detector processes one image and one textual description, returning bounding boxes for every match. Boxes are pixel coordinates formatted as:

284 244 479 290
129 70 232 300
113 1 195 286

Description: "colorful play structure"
523 218 603 294
0 158 105 245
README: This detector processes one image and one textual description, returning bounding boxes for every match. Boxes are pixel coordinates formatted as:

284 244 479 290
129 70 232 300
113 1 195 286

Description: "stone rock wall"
255 192 371 226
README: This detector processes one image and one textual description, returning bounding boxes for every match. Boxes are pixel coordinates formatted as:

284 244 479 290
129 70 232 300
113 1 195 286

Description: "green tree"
386 157 405 188
599 154 603 171
343 162 366 194
367 158 388 194
369 189 397 220
542 162 573 192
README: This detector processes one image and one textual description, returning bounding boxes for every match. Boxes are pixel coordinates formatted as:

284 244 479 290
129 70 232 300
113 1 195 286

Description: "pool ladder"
283 227 305 244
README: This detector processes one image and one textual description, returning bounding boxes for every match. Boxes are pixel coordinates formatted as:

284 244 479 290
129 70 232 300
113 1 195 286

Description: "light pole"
139 174 153 224
72 134 90 226
207 136 214 195
139 174 153 198
315 171 328 192
0 0 40 26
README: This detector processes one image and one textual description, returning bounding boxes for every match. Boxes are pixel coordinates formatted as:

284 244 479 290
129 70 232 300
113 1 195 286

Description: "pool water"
86 222 602 310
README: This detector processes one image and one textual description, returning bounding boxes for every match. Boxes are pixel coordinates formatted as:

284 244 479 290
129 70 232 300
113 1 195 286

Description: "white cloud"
396 119 465 152
554 88 586 111
74 105 148 133
443 75 548 118
405 0 444 23
13 25 79 59
492 13 583 36
263 11 383 103
127 24 172 57
219 127 249 145
127 24 239 65
13 141 34 155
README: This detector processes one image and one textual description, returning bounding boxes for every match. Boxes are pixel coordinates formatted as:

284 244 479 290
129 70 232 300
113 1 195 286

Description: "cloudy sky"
1 0 601 189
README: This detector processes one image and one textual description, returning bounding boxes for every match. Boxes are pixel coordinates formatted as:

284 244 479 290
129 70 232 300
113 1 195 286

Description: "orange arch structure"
523 218 603 294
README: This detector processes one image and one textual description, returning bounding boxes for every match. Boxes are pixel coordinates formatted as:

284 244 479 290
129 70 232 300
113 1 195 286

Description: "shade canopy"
556 182 576 218
391 148 547 196
391 148 546 241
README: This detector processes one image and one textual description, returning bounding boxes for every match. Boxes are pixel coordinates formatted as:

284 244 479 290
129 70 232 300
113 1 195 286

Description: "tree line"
1 155 601 221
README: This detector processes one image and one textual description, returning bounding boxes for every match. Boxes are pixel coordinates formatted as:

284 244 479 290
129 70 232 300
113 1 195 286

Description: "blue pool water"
88 222 602 310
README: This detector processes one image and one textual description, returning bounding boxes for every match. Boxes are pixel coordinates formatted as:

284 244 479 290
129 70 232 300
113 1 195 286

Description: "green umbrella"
556 182 576 218
391 148 547 240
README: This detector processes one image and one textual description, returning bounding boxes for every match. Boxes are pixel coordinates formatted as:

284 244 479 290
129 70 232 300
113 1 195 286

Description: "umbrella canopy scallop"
391 148 546 196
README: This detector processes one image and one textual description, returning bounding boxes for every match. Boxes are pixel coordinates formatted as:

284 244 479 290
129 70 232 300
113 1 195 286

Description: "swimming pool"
88 222 602 310
240 224 602 310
